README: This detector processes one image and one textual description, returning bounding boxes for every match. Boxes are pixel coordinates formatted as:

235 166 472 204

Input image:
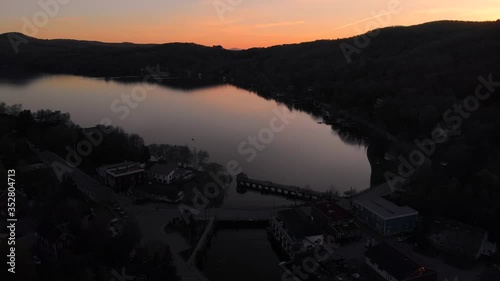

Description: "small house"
147 162 177 184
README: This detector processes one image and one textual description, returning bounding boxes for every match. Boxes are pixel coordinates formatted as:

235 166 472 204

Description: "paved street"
35 150 207 280
34 149 296 280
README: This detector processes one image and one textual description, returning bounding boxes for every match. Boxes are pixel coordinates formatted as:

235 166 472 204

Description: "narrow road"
34 149 291 280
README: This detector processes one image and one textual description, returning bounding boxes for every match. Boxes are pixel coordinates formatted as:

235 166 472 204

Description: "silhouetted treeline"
0 103 149 172
2 20 500 242
1 21 499 139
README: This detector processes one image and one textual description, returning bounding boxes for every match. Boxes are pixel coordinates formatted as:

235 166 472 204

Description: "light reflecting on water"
0 75 370 206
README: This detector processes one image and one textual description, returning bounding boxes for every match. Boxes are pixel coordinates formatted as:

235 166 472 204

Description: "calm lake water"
0 75 370 207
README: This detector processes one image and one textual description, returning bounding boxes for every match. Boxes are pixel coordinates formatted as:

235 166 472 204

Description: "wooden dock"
236 173 326 201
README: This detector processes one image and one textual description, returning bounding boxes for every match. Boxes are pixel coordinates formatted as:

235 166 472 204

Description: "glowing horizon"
1 0 499 49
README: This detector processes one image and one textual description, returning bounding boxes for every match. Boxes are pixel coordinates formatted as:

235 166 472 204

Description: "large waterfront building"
354 184 418 236
97 162 145 191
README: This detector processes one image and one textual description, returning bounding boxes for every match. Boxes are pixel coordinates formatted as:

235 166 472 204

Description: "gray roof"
148 163 178 176
356 196 418 219
106 164 144 177
355 182 417 220
97 161 137 175
355 182 393 200
172 168 192 178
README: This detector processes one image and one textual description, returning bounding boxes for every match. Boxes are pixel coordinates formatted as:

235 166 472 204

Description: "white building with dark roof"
147 163 193 184
97 162 145 191
147 162 178 184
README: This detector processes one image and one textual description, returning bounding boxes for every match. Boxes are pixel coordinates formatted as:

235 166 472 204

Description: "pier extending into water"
236 173 326 201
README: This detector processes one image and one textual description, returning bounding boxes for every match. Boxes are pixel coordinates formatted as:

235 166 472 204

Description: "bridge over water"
236 173 327 201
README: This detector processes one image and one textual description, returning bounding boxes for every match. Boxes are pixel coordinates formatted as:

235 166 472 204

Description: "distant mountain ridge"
2 20 500 246
1 20 499 109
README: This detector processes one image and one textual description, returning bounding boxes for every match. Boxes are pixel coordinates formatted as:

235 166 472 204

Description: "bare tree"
191 148 210 170
196 149 209 170
177 145 192 167
149 144 173 163
203 162 223 175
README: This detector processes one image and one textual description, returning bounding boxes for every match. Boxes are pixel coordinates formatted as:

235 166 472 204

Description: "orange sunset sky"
1 0 499 49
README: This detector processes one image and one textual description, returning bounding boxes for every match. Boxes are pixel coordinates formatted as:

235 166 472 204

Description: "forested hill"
2 20 500 240
1 20 500 135
2 21 499 83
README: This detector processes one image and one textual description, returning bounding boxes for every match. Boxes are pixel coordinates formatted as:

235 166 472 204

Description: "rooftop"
106 163 144 177
172 168 192 178
354 183 417 220
275 208 323 240
366 242 435 281
355 182 393 200
313 201 353 222
356 196 418 219
97 161 138 175
332 221 360 233
148 162 178 176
